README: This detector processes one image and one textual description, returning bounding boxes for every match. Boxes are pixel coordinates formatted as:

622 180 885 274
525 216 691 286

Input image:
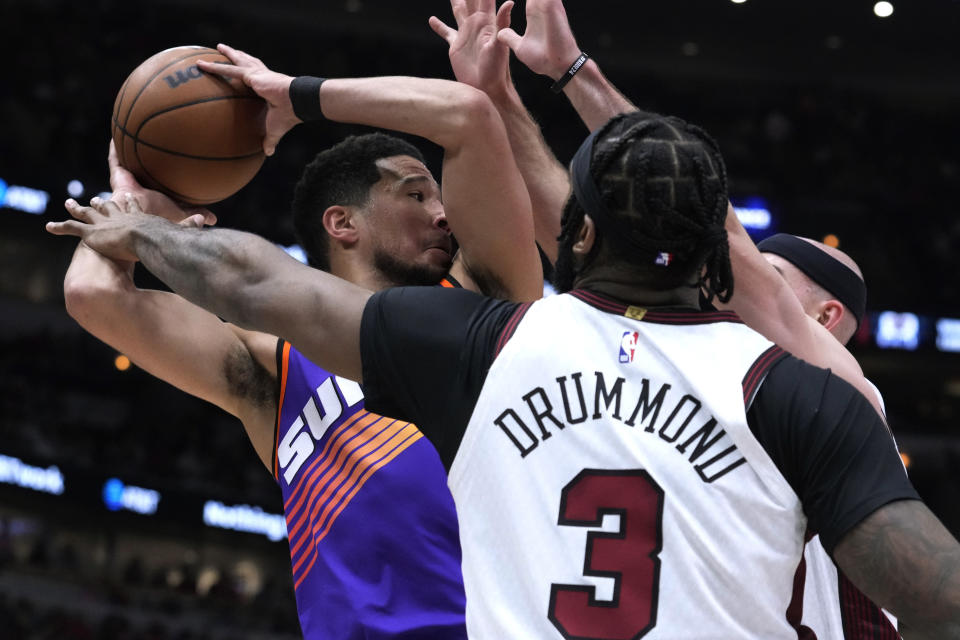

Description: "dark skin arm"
48 196 370 382
833 499 960 639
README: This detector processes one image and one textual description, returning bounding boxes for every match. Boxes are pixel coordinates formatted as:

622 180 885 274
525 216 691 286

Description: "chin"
374 249 449 287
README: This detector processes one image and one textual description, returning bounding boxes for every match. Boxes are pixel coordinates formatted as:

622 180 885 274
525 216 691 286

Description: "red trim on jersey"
569 289 743 325
494 302 533 358
741 345 788 407
785 552 819 639
839 570 901 639
273 340 292 481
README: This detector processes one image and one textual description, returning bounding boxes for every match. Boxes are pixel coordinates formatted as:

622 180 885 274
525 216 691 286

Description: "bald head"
758 234 866 345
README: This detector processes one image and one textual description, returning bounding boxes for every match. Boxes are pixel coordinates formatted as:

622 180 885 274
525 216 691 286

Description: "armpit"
223 343 277 409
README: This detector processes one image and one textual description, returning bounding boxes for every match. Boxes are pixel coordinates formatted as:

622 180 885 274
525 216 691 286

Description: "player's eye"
409 192 424 202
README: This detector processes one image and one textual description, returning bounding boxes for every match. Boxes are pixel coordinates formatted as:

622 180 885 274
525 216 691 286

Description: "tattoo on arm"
833 499 960 638
132 220 283 327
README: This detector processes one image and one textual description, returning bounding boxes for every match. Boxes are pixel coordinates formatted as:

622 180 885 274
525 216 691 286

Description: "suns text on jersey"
493 370 745 483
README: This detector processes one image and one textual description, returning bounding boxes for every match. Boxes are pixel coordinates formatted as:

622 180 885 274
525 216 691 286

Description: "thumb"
497 27 523 52
184 207 218 226
264 134 279 157
178 213 208 229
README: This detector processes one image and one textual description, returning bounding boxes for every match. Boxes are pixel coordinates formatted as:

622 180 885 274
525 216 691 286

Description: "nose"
433 208 450 234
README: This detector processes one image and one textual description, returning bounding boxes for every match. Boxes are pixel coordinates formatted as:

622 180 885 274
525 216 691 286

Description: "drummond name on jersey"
492 370 745 484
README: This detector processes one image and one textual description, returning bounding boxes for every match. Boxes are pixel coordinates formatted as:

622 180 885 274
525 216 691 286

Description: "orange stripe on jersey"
286 415 395 549
293 428 424 591
293 549 319 591
285 410 381 513
312 427 422 542
288 417 405 558
438 278 456 288
308 422 417 536
273 341 292 481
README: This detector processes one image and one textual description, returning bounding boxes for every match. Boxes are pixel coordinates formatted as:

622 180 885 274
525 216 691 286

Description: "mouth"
426 245 452 260
427 238 454 259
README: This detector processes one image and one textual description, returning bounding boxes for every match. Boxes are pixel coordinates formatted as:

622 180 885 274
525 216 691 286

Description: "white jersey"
360 286 918 640
449 294 803 638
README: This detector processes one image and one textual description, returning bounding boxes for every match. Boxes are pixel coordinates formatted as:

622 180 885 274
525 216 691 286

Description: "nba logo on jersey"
619 331 639 363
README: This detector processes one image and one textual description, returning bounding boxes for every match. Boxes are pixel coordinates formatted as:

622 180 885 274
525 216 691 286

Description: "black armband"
550 52 589 93
289 75 327 121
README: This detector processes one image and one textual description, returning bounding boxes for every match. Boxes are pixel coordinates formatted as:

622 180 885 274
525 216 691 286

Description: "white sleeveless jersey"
448 293 807 639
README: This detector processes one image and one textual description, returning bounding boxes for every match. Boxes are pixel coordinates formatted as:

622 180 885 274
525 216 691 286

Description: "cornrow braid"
563 111 734 303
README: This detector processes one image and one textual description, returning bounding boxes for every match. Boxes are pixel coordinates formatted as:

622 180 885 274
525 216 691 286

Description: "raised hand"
108 141 217 226
496 0 581 80
429 0 514 96
197 44 298 157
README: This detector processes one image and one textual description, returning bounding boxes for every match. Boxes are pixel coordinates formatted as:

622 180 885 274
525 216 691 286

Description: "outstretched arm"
198 45 541 302
430 0 569 263
833 500 960 639
719 207 886 418
60 146 280 469
64 242 279 469
431 0 637 263
48 196 370 383
497 0 636 132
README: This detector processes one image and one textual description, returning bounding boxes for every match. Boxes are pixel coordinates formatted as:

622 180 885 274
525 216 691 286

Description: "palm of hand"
503 0 579 79
449 15 508 92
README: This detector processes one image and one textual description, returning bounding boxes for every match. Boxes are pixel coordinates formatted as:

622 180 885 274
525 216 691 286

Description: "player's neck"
329 258 388 293
573 272 701 309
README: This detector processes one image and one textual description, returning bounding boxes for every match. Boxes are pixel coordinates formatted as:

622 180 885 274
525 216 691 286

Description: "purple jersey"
273 341 466 639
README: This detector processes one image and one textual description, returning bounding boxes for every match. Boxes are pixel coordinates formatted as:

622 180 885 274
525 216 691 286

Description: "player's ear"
816 299 846 333
572 215 596 257
323 205 360 246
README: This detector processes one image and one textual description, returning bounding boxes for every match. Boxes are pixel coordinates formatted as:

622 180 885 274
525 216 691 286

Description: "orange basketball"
112 46 266 205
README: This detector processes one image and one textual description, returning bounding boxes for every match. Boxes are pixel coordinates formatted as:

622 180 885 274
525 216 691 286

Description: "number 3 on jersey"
277 376 364 484
548 469 664 640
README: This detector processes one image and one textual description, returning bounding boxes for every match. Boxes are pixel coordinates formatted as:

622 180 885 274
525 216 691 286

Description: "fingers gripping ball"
112 46 266 205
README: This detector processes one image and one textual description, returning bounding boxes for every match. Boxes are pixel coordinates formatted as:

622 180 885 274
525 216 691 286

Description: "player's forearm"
64 243 136 334
319 77 496 152
489 86 569 263
128 218 289 331
130 218 370 379
834 500 960 638
563 60 637 132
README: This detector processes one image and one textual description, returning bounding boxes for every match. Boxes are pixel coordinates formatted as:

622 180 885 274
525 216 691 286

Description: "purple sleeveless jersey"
273 341 466 639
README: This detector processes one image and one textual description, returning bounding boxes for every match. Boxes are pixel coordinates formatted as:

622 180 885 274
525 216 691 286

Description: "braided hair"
554 111 734 304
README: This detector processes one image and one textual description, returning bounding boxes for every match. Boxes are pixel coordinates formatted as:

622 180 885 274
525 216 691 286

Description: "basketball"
112 46 266 205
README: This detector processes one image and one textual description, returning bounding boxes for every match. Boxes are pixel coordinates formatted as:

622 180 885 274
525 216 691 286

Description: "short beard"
373 248 448 288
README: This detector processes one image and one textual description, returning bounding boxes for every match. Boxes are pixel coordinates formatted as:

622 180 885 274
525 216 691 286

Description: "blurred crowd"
0 513 299 640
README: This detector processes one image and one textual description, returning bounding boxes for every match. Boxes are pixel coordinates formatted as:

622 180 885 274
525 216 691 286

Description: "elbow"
440 86 504 149
63 270 128 328
63 273 98 322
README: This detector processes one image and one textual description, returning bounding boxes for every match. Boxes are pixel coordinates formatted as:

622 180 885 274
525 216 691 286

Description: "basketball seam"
113 77 130 168
122 48 220 131
115 94 263 159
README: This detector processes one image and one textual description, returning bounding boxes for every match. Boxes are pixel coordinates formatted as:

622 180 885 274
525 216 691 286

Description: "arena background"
2 0 959 637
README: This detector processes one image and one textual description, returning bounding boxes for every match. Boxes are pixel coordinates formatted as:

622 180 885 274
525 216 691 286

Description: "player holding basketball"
59 52 542 639
435 2 903 634
50 106 960 638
